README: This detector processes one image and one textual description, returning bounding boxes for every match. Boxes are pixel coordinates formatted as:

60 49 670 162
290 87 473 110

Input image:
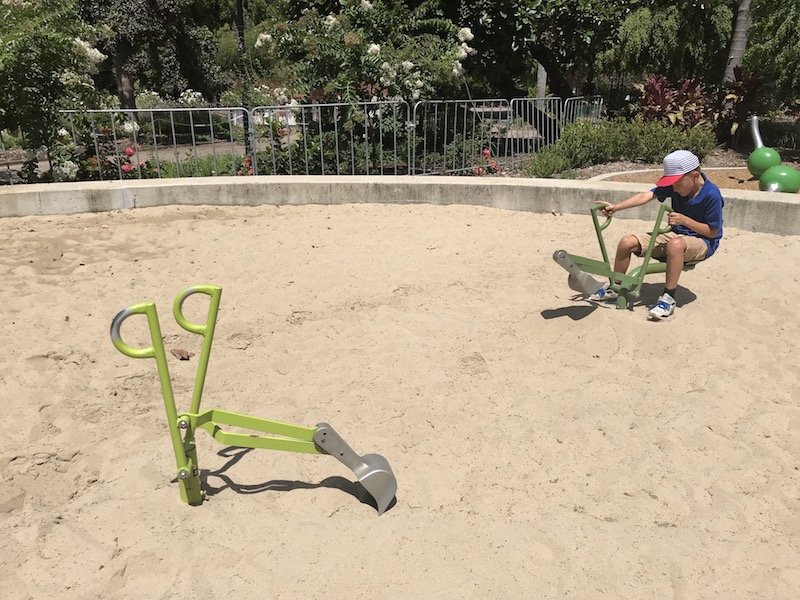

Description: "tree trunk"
113 50 137 110
236 0 253 156
531 45 573 101
723 0 751 83
536 62 547 98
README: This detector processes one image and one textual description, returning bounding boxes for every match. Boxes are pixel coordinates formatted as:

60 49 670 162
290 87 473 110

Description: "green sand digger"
553 202 698 309
110 285 397 515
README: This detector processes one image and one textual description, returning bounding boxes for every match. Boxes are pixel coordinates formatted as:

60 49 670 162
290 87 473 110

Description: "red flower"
121 163 133 173
124 147 135 157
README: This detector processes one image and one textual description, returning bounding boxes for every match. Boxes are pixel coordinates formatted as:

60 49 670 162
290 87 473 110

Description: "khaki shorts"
632 231 708 262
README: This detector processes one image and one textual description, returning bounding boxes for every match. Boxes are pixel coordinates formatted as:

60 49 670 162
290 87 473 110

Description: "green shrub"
158 153 241 178
527 146 572 178
0 129 23 149
556 120 631 167
525 119 717 178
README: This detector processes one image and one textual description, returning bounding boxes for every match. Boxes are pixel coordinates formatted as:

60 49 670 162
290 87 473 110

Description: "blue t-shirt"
652 174 724 257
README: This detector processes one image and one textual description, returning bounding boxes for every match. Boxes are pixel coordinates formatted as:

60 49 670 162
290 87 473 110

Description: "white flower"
361 0 373 10
457 27 474 42
53 160 78 182
122 121 140 134
254 32 272 48
367 43 380 55
178 89 205 106
137 89 163 108
457 47 468 60
324 14 338 28
452 61 464 76
401 60 415 72
74 38 107 65
461 42 477 56
57 127 69 138
59 70 82 86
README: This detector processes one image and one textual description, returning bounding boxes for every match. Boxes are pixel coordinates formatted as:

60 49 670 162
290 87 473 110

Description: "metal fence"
251 100 411 176
0 96 603 184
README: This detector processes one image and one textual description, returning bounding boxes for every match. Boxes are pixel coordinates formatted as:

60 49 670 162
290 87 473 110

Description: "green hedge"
526 119 717 178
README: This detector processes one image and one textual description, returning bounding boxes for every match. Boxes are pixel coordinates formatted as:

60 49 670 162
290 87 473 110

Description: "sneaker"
648 293 676 319
589 285 618 302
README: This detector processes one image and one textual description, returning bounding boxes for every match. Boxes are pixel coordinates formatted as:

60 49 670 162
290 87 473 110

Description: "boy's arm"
666 213 718 238
667 193 723 239
597 190 655 216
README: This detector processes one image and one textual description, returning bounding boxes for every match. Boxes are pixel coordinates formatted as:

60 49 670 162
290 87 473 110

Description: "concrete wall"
1 176 799 235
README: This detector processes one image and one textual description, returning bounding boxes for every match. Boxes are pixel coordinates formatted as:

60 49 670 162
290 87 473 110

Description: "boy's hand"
595 201 616 216
667 212 686 226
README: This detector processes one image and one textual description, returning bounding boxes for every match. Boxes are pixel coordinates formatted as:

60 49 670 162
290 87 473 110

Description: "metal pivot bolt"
177 469 190 480
178 419 188 429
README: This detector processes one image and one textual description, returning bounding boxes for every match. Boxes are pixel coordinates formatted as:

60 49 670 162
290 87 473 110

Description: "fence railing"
0 96 603 184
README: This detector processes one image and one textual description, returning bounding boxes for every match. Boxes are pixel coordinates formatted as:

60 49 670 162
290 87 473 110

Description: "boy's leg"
590 234 641 300
613 234 642 275
664 236 688 289
664 235 708 289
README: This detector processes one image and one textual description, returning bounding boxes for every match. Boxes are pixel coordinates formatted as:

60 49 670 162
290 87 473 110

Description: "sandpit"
1 202 798 599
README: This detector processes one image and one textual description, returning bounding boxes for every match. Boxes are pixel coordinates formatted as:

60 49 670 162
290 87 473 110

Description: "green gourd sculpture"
748 116 800 193
747 116 781 177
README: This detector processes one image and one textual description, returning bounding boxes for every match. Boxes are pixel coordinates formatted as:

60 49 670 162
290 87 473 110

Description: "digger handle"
110 303 159 358
172 284 222 414
173 285 222 334
590 204 613 231
655 203 673 235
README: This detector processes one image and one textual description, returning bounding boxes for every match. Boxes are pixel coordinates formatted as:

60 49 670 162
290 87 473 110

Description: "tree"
78 0 225 107
723 0 751 83
438 0 635 100
744 0 800 106
0 0 103 147
601 1 735 84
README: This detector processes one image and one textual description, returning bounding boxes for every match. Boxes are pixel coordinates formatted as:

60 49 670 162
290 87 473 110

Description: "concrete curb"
1 175 799 236
588 166 753 181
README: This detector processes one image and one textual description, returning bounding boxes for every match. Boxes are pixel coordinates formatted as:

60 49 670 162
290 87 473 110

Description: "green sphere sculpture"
759 164 800 193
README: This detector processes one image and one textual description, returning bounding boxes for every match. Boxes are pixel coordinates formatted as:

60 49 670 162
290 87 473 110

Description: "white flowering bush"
254 32 272 48
0 0 104 179
135 89 164 109
177 89 207 107
73 38 106 72
249 0 478 104
52 159 79 181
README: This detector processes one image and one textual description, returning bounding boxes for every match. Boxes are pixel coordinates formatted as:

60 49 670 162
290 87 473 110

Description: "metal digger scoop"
110 284 397 515
314 423 397 514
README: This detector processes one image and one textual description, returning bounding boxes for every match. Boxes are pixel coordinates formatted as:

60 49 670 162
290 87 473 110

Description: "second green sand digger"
110 284 397 515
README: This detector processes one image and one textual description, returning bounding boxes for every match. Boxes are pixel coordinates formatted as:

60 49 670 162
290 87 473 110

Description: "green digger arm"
180 409 322 454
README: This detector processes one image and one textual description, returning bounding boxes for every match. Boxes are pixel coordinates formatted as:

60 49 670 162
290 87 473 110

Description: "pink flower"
472 166 484 176
121 163 133 173
124 147 135 157
481 147 491 159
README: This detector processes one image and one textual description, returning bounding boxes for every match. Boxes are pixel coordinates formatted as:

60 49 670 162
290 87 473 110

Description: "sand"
1 202 799 599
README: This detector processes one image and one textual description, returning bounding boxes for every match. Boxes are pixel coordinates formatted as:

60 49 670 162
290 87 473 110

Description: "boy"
592 149 724 319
